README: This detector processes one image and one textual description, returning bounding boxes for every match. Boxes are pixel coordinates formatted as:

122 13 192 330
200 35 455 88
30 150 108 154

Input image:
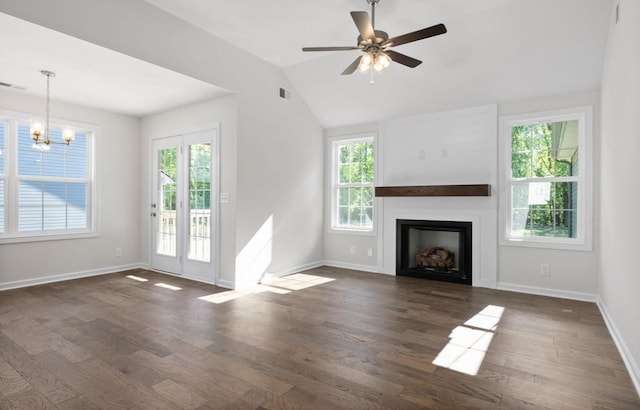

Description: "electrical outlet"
540 264 550 276
367 248 373 257
115 248 123 257
350 245 356 255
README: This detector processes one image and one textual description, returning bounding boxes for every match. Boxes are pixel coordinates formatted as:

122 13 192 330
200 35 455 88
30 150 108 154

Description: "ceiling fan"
302 0 447 81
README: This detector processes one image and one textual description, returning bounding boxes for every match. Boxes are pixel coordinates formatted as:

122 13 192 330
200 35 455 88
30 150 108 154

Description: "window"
330 135 375 232
0 113 95 243
499 106 592 250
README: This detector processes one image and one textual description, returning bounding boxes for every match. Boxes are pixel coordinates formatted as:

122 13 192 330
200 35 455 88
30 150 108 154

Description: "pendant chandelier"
30 70 74 152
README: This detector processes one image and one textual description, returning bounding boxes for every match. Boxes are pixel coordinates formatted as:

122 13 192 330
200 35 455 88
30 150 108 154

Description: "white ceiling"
0 13 230 118
1 0 614 127
146 0 614 127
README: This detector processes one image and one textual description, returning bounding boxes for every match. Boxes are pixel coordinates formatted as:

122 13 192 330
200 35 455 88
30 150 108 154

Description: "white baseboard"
266 260 326 278
254 260 326 287
147 268 221 288
0 263 143 291
215 279 235 289
497 282 597 302
597 297 640 397
322 260 385 274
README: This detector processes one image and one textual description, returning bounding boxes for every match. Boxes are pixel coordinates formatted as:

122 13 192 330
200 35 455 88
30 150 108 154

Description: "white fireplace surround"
380 206 497 288
375 104 498 288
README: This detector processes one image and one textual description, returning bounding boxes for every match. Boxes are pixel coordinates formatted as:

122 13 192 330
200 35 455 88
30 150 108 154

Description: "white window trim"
327 133 377 235
0 110 98 244
498 106 593 251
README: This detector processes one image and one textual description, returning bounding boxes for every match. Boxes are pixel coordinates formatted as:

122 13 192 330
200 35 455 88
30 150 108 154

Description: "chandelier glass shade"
30 70 74 151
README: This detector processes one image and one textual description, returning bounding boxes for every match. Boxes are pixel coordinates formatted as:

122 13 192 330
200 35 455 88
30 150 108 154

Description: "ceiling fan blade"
302 46 359 52
382 23 447 47
351 11 375 41
341 56 362 75
385 50 422 68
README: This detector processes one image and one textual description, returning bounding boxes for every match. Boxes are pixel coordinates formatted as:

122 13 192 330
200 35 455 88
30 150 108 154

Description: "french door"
150 129 218 281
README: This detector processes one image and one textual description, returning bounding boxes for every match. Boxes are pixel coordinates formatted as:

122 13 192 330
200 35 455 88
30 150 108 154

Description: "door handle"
151 212 157 217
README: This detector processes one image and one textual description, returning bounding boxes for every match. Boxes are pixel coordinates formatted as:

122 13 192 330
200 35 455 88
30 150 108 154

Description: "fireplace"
396 219 472 285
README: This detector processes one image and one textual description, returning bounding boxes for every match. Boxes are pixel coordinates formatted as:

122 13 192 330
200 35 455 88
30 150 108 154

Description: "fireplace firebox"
396 219 472 285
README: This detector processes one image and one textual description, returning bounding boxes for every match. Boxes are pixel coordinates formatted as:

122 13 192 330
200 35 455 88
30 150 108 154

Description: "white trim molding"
323 260 382 274
0 263 142 292
498 281 597 302
597 297 640 396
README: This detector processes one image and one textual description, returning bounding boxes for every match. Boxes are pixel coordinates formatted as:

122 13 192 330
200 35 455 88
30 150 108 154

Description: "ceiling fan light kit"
302 0 447 83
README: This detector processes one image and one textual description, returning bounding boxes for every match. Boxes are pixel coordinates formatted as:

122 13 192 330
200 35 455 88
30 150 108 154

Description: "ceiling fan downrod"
368 0 380 30
367 0 381 84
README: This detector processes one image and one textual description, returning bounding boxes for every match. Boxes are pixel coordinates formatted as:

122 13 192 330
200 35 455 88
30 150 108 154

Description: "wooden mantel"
375 184 491 197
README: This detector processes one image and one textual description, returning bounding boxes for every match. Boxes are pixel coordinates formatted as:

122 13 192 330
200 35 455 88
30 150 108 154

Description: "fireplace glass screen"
396 219 472 285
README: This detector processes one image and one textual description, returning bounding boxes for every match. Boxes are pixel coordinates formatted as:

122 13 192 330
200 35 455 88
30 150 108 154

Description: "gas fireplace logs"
416 247 455 269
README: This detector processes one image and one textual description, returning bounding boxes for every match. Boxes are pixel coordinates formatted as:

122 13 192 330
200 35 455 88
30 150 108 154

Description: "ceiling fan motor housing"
358 30 389 51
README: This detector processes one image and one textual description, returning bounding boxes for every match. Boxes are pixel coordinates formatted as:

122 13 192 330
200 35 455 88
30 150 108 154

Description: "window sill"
0 230 98 245
328 227 376 236
500 237 592 252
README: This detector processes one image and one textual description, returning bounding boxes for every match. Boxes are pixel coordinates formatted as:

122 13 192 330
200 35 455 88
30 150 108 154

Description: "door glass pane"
157 147 177 256
188 143 211 262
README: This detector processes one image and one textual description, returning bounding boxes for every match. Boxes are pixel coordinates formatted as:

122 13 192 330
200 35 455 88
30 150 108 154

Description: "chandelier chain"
45 71 51 142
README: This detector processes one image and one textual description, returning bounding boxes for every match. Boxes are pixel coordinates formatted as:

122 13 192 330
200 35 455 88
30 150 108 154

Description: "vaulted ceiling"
0 0 613 127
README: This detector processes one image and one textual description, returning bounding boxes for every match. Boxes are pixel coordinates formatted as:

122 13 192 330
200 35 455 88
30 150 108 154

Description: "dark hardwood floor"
0 267 638 409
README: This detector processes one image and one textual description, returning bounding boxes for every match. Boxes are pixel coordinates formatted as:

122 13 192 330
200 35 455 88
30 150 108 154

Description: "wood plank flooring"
0 267 638 409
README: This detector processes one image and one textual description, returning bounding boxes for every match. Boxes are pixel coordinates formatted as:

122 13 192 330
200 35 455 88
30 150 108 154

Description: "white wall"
600 0 640 391
234 80 324 288
0 0 325 289
140 95 238 286
0 90 140 287
497 90 601 298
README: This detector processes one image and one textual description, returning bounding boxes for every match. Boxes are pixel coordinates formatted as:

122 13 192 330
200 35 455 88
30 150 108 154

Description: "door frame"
148 123 221 285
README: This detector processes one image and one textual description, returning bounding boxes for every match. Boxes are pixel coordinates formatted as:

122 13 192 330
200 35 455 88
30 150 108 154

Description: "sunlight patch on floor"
154 282 182 291
262 273 335 291
432 304 504 376
198 284 291 304
464 305 504 331
123 271 334 305
126 275 149 282
197 274 335 304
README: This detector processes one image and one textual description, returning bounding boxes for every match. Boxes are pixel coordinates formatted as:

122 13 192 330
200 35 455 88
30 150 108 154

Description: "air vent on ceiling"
279 87 291 101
